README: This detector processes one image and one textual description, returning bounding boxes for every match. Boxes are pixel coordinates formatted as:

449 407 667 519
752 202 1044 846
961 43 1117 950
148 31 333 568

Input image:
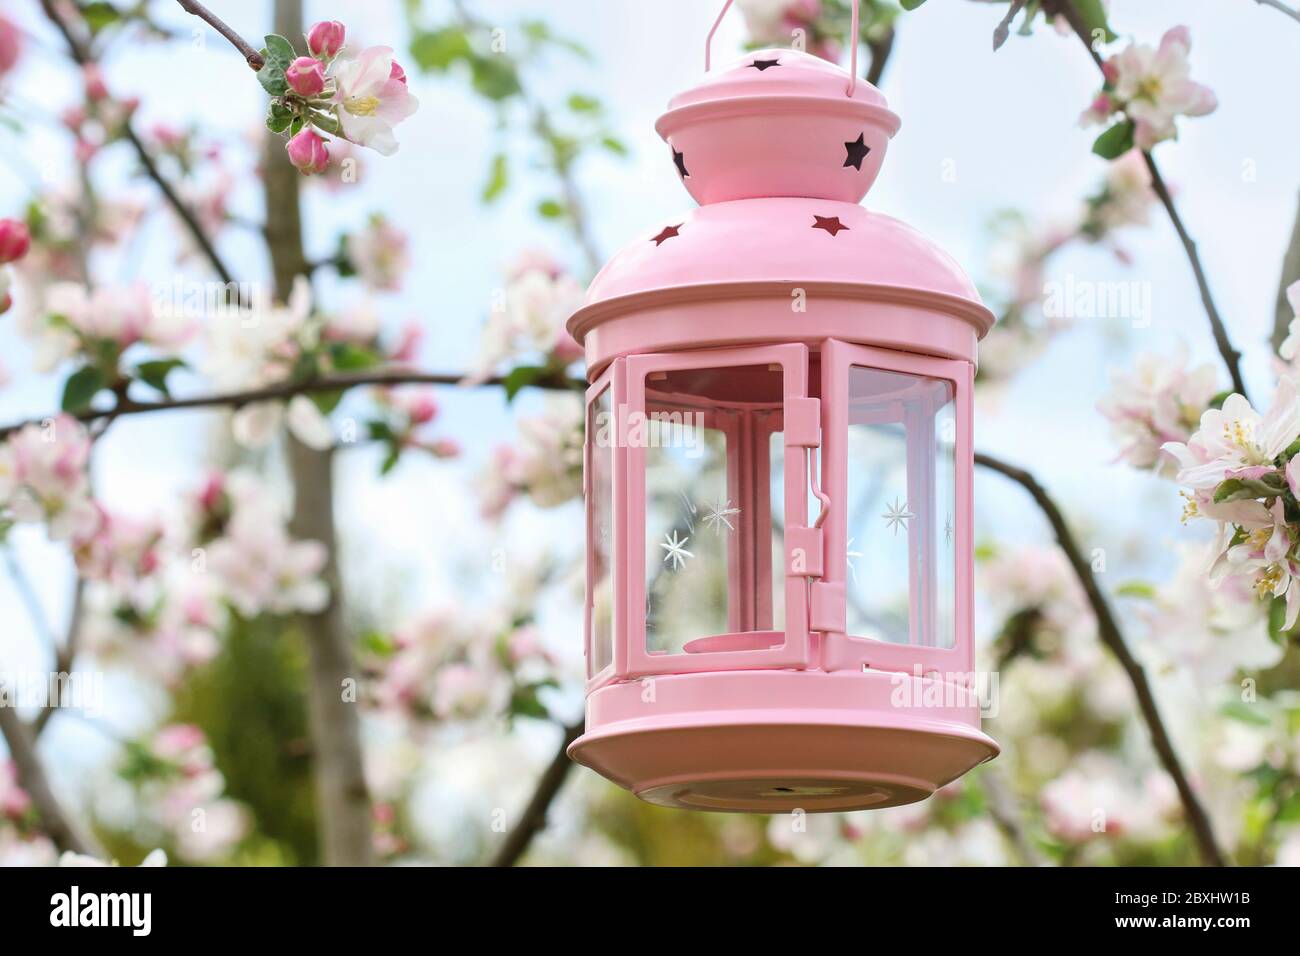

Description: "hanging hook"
704 0 861 97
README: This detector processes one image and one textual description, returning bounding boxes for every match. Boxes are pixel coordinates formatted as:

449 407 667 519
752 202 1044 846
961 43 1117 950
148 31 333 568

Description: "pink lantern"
567 0 999 813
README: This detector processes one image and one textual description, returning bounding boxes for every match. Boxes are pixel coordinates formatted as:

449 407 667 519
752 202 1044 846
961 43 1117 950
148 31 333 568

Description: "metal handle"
705 0 860 96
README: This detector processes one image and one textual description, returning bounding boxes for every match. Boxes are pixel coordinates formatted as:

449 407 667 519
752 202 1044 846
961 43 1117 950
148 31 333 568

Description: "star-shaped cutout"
812 215 849 237
651 224 682 246
672 148 689 179
751 58 781 71
843 133 871 171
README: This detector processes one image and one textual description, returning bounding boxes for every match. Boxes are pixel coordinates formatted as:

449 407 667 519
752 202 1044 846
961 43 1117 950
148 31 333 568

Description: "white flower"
1143 544 1282 686
331 47 419 156
478 257 585 374
1097 350 1218 472
344 217 410 292
482 393 584 513
59 848 167 867
1086 26 1218 150
0 414 99 541
1163 378 1300 492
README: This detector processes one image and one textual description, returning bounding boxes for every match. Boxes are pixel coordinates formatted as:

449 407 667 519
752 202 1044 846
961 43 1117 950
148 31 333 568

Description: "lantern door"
610 343 816 680
819 339 974 674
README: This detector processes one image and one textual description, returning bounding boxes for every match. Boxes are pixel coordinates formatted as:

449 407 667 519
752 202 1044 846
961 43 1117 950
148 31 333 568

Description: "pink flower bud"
307 20 346 58
286 128 329 175
285 56 326 97
82 64 108 102
0 219 30 264
0 15 23 77
1101 59 1119 85
390 61 407 85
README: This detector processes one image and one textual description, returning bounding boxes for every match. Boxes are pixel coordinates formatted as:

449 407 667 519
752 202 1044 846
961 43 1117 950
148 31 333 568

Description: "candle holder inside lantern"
569 0 999 813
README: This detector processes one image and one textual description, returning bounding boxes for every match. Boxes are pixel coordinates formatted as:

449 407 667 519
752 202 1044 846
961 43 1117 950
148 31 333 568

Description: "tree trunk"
263 0 374 866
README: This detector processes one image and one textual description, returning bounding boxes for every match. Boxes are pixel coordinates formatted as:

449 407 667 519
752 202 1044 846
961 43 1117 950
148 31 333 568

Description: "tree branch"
174 0 265 70
38 0 239 287
0 368 582 441
0 688 104 857
489 720 583 867
975 451 1227 866
1253 0 1300 24
1053 0 1249 402
1272 191 1300 352
864 25 895 87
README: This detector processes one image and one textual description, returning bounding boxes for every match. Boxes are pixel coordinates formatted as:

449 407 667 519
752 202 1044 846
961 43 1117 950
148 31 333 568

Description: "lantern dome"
576 199 989 321
656 48 900 205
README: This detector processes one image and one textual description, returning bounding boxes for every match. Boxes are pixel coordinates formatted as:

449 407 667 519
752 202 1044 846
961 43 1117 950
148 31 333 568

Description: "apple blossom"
285 56 326 97
476 250 586 374
331 46 419 156
344 215 410 292
0 218 30 263
286 127 329 174
1163 378 1300 629
1142 545 1281 687
738 0 839 62
1081 26 1217 151
479 394 584 516
1097 350 1219 472
0 415 99 541
307 20 346 59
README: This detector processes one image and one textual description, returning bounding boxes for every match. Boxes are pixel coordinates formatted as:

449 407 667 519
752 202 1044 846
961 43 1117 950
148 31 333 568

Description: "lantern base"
568 669 997 813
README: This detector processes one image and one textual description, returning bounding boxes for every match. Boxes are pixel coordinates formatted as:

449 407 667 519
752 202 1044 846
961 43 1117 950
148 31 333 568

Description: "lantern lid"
664 47 892 112
655 49 901 206
570 197 994 342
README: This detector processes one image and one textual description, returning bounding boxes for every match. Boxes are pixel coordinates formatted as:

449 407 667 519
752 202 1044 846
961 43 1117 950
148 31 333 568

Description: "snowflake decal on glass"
882 497 915 536
701 497 741 535
944 514 953 545
846 536 864 583
659 530 694 570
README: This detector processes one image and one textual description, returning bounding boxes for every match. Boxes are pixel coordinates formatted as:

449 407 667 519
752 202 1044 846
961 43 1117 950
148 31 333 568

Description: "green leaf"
1115 580 1157 600
567 93 601 114
600 135 628 157
257 34 296 97
409 27 472 72
502 365 547 402
1073 0 1118 44
1092 120 1135 160
482 153 508 203
537 198 566 219
899 0 928 9
134 358 187 398
380 445 402 475
1221 699 1273 727
310 389 345 415
81 1 122 34
328 342 380 371
468 54 522 101
1213 476 1283 504
1268 595 1292 645
266 101 294 134
61 366 106 412
367 421 397 443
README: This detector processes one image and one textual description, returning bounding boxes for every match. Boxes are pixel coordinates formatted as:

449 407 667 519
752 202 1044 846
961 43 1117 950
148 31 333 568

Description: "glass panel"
845 366 955 649
643 364 785 655
587 386 614 676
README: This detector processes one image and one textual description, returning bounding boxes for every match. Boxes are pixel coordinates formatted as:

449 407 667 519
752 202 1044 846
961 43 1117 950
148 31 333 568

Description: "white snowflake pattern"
882 497 915 536
846 536 864 583
943 514 953 545
701 497 741 535
659 530 694 570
